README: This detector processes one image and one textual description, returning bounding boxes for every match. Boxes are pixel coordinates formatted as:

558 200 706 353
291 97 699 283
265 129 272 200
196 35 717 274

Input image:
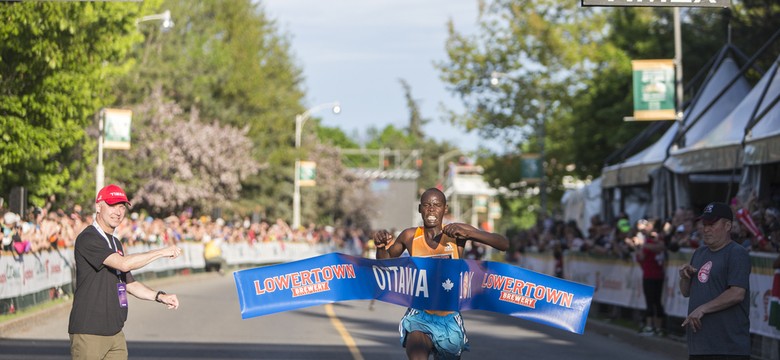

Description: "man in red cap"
679 202 751 360
68 184 183 360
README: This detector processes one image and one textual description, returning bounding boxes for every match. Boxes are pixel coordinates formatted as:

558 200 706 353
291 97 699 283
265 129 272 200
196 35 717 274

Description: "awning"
445 174 498 197
744 58 780 165
665 56 752 173
664 56 764 173
601 122 678 188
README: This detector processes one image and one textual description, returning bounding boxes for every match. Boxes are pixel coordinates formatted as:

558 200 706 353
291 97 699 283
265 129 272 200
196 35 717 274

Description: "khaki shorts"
70 331 128 360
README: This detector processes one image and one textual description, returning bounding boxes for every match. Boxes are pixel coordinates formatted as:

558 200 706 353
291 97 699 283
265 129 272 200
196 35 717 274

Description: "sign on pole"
103 108 133 150
299 161 317 187
489 201 502 219
520 154 542 184
474 195 488 213
631 59 677 121
582 0 729 7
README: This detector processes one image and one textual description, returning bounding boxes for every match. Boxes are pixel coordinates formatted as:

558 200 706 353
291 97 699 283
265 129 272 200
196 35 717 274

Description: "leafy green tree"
0 2 157 207
558 8 667 177
399 79 428 140
437 0 614 216
437 0 779 222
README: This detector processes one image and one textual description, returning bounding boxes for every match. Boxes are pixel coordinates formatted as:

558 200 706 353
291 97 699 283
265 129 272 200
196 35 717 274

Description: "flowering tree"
111 87 259 216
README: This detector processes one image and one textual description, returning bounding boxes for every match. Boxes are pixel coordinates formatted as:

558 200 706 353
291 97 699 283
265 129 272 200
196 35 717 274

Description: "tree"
307 142 376 229
437 0 615 215
399 78 428 140
111 0 305 219
559 7 671 177
0 2 156 206
109 87 259 216
437 0 780 221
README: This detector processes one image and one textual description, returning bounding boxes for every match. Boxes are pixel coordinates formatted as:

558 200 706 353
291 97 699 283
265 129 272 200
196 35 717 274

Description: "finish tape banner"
234 253 594 334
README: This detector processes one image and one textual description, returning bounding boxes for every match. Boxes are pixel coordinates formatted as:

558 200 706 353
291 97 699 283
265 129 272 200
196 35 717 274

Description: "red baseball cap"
96 184 131 206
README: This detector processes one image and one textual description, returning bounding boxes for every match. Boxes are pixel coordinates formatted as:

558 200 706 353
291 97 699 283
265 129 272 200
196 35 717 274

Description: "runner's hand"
442 223 476 239
374 230 393 249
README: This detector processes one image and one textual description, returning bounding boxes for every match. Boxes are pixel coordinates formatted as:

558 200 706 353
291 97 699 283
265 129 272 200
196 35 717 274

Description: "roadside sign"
299 161 316 187
520 154 542 183
103 108 132 150
631 59 677 121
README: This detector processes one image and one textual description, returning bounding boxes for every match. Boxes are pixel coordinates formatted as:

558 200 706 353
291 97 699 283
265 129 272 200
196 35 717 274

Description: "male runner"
374 188 509 360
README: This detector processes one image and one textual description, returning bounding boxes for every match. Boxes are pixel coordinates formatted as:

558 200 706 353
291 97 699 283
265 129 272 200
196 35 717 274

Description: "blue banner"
234 253 594 334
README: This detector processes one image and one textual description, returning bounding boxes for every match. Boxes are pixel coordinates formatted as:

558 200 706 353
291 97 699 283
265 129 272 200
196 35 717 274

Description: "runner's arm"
443 223 509 251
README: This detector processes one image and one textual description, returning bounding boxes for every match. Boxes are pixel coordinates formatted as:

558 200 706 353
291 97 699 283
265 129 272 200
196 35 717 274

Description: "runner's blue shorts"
399 308 469 359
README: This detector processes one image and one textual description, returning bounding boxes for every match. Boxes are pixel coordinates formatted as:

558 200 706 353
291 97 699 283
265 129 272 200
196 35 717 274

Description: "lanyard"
92 221 123 278
92 221 119 250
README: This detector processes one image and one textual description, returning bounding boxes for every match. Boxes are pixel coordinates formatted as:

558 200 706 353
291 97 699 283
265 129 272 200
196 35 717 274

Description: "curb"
586 318 688 359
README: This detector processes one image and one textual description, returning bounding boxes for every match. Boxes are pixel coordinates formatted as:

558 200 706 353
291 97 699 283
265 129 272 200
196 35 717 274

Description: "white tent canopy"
665 56 752 173
744 57 780 165
601 122 678 187
562 177 602 235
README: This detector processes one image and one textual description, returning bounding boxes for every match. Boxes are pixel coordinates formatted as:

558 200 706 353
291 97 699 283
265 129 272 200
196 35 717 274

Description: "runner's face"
419 193 446 228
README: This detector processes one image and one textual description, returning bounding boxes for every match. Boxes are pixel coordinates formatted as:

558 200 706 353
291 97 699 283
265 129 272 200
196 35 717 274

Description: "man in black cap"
678 202 751 360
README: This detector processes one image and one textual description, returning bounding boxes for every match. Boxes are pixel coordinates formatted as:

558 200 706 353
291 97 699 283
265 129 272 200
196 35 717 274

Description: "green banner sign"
299 161 316 187
103 108 132 150
631 59 676 121
489 202 502 219
521 154 542 183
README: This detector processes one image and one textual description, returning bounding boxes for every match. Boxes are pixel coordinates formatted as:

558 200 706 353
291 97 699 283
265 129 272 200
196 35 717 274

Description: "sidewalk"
585 317 688 359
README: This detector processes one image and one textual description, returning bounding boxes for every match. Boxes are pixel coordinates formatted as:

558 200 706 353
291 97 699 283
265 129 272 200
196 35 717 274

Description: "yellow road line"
324 303 364 360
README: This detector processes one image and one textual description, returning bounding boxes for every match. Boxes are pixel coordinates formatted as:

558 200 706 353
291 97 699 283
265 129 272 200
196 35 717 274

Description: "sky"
261 0 501 154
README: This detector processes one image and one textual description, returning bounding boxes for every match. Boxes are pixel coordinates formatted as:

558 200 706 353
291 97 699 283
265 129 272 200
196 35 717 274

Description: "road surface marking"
324 303 364 360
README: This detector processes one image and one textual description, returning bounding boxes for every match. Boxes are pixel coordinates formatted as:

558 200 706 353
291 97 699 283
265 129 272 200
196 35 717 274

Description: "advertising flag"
631 59 676 121
299 161 317 187
102 108 133 150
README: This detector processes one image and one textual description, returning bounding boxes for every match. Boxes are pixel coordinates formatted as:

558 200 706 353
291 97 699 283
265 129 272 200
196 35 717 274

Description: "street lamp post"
293 102 341 229
96 11 174 196
136 10 175 29
537 101 547 216
96 110 105 195
437 149 463 186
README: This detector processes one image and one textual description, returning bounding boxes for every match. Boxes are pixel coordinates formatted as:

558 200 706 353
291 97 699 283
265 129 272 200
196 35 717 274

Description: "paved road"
0 271 687 359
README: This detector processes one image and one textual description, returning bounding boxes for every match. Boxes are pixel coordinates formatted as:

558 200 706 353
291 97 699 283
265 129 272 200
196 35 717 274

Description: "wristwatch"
155 290 166 303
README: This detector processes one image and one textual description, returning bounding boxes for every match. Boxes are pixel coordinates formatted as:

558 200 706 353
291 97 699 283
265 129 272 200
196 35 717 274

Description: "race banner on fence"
234 253 594 334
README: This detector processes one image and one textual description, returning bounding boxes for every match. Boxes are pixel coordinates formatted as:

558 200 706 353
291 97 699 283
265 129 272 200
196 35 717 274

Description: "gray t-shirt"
687 241 751 356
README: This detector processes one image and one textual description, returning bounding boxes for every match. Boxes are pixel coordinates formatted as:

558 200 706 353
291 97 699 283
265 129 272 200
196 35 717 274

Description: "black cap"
697 202 733 224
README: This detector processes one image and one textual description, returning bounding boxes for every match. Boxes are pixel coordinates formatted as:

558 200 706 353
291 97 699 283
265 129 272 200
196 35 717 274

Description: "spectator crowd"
0 203 373 259
506 193 780 264
3 191 780 262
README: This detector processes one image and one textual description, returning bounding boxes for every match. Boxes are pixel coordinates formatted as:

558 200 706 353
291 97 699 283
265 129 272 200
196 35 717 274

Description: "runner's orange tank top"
410 227 460 259
409 227 459 315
